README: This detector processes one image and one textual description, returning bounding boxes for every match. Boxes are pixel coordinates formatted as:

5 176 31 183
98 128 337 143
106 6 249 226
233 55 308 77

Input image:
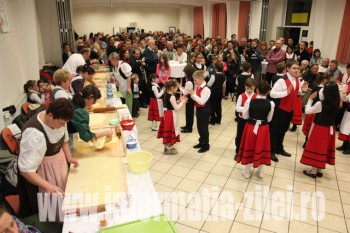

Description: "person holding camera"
249 40 264 83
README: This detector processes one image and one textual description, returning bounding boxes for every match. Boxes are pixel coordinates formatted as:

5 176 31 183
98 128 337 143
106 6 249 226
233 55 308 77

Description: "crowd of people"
6 29 350 231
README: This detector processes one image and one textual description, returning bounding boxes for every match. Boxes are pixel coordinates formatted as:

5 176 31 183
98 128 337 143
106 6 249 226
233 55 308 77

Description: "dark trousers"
210 91 223 124
132 98 140 116
270 108 293 152
185 98 194 130
335 103 347 129
196 105 211 146
139 84 148 106
235 117 246 155
266 72 276 85
121 98 125 104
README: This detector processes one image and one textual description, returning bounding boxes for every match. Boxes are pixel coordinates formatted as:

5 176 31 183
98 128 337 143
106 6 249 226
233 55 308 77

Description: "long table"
62 72 162 233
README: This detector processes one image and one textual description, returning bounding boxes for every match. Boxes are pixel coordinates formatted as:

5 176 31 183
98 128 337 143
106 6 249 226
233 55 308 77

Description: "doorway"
276 27 301 47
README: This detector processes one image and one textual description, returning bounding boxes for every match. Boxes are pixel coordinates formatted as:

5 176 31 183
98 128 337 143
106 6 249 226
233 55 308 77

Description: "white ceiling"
71 0 256 9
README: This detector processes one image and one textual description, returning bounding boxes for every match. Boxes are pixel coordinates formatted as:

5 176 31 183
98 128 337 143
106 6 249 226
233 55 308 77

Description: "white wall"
266 0 346 64
250 1 262 39
226 1 239 40
179 7 194 35
36 0 64 66
0 0 41 126
72 6 180 36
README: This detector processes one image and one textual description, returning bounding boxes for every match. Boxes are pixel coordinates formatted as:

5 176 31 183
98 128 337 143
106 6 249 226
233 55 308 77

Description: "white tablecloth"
62 98 162 233
169 61 187 78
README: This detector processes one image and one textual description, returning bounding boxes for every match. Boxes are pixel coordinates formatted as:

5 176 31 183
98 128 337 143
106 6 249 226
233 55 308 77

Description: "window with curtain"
211 3 226 39
336 0 350 64
238 1 250 40
193 6 204 37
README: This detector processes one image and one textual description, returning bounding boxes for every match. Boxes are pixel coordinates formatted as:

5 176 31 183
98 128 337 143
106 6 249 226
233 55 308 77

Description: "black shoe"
303 170 317 179
336 141 349 151
317 172 323 177
234 155 237 161
209 122 215 126
193 143 202 149
215 121 221 125
343 148 350 154
198 145 210 153
271 153 279 162
141 105 148 108
234 118 238 122
290 125 297 132
276 150 291 157
181 129 192 133
181 126 187 130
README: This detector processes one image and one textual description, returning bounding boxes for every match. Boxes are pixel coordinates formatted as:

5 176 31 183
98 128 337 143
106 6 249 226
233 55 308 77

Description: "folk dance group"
148 59 346 179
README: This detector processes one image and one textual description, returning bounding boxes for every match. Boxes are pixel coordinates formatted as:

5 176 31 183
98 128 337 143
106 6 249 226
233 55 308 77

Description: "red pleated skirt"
338 132 350 141
291 97 302 125
148 98 162 121
302 114 315 136
300 124 336 169
157 110 180 145
237 123 271 167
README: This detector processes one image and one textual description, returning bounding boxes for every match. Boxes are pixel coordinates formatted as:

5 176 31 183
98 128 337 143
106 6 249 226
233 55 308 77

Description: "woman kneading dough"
18 99 78 219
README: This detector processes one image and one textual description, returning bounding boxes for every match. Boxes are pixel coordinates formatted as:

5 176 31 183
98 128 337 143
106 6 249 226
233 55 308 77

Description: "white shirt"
191 82 211 105
29 91 45 104
281 44 287 52
305 99 322 114
18 112 69 172
242 95 275 122
207 72 226 87
175 52 187 63
112 61 132 98
62 53 86 74
179 80 194 95
151 82 164 98
236 91 256 113
270 73 304 99
53 86 72 100
169 95 184 111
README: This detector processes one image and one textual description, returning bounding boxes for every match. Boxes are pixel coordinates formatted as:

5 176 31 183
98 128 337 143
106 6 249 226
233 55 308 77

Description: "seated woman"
0 205 41 233
18 99 78 220
51 69 72 100
70 64 96 95
24 80 45 105
69 85 113 145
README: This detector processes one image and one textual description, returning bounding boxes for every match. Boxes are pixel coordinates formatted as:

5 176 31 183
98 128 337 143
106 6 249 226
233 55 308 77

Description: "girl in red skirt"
237 81 275 179
302 74 330 148
301 82 340 178
157 80 187 155
290 69 303 131
147 74 165 131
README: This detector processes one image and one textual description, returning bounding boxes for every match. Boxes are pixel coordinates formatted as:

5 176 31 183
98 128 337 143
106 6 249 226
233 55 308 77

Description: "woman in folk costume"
337 80 350 154
237 81 275 179
301 82 340 178
302 73 330 147
157 80 188 155
147 74 165 131
290 68 303 131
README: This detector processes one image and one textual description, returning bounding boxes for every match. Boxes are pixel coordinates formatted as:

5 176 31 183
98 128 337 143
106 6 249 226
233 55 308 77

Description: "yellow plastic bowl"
126 151 153 173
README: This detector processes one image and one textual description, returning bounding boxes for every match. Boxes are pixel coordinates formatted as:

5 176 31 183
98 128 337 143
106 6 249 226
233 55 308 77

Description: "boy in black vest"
270 60 308 162
187 70 211 153
207 62 226 125
235 62 253 120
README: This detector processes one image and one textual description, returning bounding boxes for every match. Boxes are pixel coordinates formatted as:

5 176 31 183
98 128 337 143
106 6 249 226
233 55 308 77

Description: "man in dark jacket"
142 39 159 76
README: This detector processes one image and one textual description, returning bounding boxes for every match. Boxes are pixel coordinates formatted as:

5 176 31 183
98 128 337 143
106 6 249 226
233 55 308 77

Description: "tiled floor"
134 99 350 233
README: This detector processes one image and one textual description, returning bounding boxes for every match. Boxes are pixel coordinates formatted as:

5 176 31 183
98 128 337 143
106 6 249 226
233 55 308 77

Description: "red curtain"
336 0 350 63
238 1 250 40
211 3 226 39
193 7 204 37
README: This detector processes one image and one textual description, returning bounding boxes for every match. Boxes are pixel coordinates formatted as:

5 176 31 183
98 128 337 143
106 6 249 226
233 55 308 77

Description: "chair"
1 124 21 155
21 102 31 115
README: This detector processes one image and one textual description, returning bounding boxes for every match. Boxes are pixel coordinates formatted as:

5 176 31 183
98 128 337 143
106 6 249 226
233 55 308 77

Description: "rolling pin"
92 106 116 113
